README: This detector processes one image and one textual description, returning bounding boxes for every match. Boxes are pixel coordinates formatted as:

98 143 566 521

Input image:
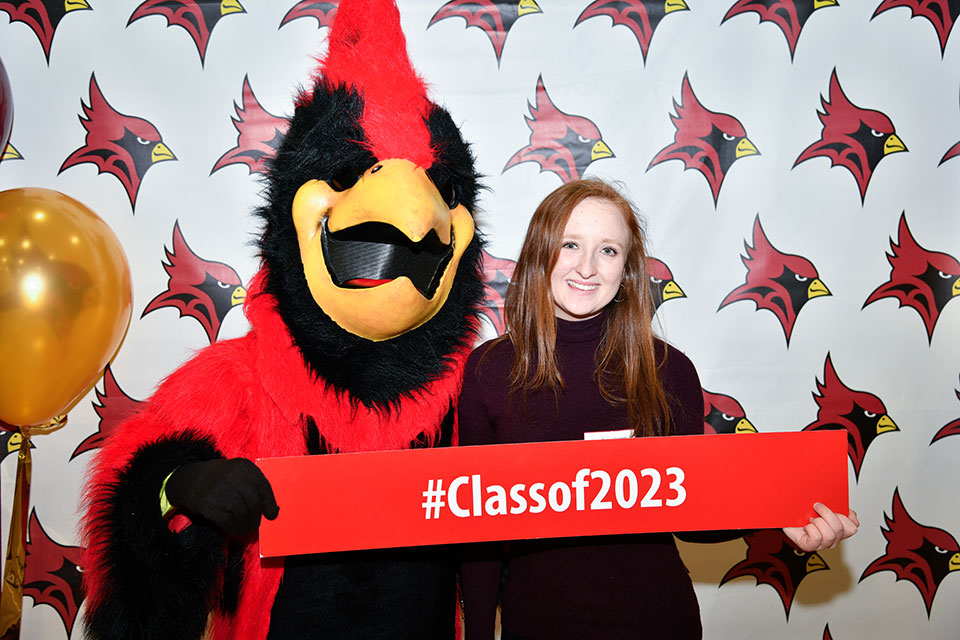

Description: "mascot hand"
165 458 280 538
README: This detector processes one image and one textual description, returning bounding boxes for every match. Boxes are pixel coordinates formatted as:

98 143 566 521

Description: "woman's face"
550 197 630 321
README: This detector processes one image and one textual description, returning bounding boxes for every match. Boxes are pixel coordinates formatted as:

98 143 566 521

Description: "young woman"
457 179 857 639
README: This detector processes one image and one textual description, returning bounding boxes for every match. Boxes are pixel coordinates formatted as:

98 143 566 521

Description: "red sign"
258 431 847 557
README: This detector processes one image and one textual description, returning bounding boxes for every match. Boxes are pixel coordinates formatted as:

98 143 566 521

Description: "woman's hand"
783 502 859 552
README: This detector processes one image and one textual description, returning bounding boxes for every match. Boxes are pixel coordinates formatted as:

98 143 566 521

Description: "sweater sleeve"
457 343 504 639
660 343 705 438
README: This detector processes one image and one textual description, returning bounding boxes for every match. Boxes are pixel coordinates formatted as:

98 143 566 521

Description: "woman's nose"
575 253 596 278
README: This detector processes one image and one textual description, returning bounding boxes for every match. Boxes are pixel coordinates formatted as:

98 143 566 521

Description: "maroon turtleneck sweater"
457 312 726 640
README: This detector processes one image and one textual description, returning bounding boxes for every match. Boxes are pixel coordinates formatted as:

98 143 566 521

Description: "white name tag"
583 429 633 441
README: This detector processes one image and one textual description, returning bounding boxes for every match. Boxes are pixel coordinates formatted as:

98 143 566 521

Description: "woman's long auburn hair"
501 178 671 437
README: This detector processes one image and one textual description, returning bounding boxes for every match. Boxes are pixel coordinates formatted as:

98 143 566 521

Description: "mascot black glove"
165 458 280 538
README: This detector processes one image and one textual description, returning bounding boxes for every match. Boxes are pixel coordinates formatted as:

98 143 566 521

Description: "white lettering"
484 484 507 516
615 469 638 508
447 475 470 518
509 483 528 514
529 482 546 513
573 468 591 511
548 481 571 512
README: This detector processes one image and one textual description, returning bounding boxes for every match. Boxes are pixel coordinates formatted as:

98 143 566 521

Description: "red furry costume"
81 2 485 638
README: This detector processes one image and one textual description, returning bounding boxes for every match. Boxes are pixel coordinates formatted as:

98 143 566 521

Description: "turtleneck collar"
556 307 608 344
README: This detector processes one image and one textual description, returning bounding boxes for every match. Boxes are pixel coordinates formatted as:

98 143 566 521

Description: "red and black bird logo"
23 510 85 637
1 141 21 162
503 74 614 184
942 139 960 164
0 0 91 64
280 0 337 28
648 73 759 205
71 364 146 460
873 0 960 56
0 429 34 462
860 488 960 616
802 353 898 480
646 257 685 311
479 248 516 336
127 0 246 65
863 213 960 343
703 389 758 434
574 0 689 63
823 624 834 640
720 528 828 618
794 69 907 203
142 221 247 344
59 74 176 212
722 0 839 60
931 376 960 443
211 75 289 176
428 0 542 65
718 216 830 345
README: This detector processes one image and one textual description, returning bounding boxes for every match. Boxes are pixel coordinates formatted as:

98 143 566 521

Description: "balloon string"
0 415 61 638
0 429 32 639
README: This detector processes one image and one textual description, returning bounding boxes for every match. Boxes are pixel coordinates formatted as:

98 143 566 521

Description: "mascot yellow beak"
292 159 475 341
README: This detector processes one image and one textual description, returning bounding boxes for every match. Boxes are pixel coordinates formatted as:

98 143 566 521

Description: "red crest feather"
302 0 434 168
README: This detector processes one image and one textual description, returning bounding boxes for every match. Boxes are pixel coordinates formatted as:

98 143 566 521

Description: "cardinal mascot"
80 1 484 638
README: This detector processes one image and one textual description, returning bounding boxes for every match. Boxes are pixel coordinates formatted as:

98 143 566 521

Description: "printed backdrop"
1 1 959 638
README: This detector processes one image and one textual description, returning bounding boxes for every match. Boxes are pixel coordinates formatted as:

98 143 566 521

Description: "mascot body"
81 2 484 638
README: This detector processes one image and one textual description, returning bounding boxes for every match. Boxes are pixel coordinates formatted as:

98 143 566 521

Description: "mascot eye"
721 413 735 421
136 136 151 145
793 548 805 556
864 410 877 418
329 162 375 191
578 135 592 144
935 545 950 554
939 271 952 279
650 276 662 283
795 274 808 282
870 128 885 138
426 168 458 209
217 280 230 289
722 132 736 141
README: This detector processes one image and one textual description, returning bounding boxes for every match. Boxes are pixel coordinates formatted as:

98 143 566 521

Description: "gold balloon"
0 188 132 427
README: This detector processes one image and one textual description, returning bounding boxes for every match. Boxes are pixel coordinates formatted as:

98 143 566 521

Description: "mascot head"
256 0 484 409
